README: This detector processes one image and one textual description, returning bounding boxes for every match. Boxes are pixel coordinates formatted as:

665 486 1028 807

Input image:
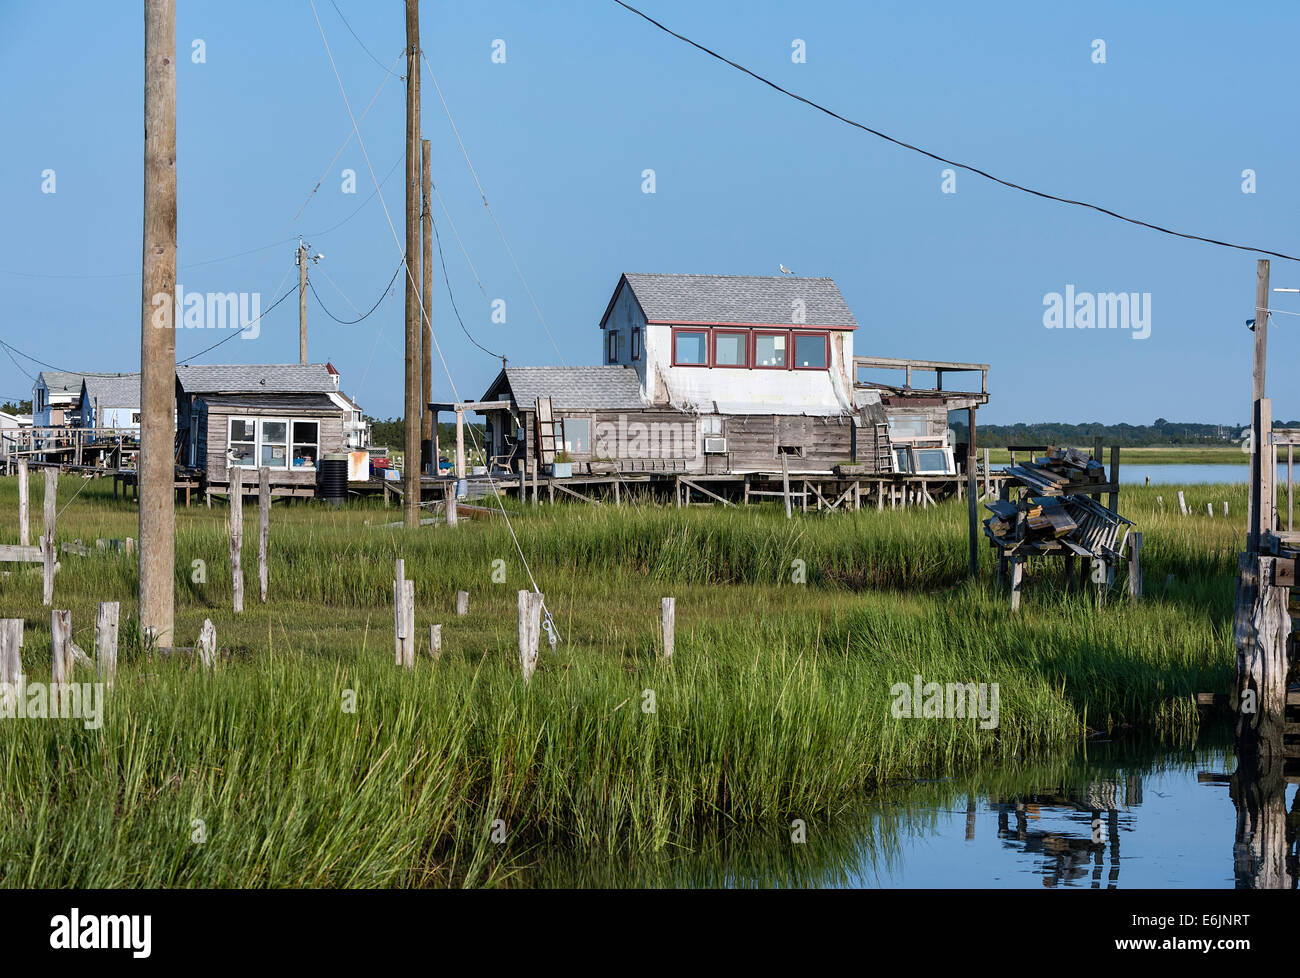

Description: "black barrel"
318 453 348 506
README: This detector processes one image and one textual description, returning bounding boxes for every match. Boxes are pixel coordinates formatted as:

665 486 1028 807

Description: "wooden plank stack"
985 447 1131 559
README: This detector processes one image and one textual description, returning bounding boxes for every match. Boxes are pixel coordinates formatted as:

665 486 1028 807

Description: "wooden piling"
445 480 458 527
41 468 57 606
429 623 442 660
0 619 22 689
1009 558 1024 612
393 559 415 668
781 455 792 519
1233 553 1290 759
197 618 217 668
50 609 72 686
517 590 542 682
16 459 28 547
1177 490 1188 516
229 467 244 613
456 590 469 616
1127 532 1143 602
661 596 675 659
95 601 119 686
258 466 270 603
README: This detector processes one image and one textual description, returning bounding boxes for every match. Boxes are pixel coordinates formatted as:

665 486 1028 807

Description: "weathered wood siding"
203 404 343 486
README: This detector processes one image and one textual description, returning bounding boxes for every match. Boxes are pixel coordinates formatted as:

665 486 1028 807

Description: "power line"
307 259 403 325
0 338 71 374
177 279 299 364
421 51 567 363
429 213 505 361
327 0 397 76
610 0 1300 264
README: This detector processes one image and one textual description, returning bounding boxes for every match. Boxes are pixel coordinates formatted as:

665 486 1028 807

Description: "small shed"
76 373 141 430
176 363 350 492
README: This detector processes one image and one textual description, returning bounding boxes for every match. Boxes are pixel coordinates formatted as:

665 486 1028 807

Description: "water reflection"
520 732 1300 888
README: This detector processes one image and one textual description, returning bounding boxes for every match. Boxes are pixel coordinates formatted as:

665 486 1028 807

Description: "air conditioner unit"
704 437 727 454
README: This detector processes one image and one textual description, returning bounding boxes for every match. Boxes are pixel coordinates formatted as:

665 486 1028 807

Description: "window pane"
888 418 929 439
701 417 723 435
794 333 827 368
230 442 255 467
715 332 748 366
674 331 707 365
231 419 255 441
293 421 317 442
914 448 950 473
562 418 590 454
893 448 912 473
755 333 786 367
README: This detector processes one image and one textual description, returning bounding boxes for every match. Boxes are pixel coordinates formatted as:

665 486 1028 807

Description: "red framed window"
792 332 830 370
712 330 749 368
607 330 619 363
672 328 710 366
631 328 642 361
753 330 789 369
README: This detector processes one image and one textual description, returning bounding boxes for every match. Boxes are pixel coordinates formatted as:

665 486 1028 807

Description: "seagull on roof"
778 264 794 275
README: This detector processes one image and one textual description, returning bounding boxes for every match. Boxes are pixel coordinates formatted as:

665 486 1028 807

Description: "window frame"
911 445 955 476
606 330 619 364
792 331 831 371
631 327 642 361
671 327 711 368
753 329 790 370
560 417 591 456
227 415 321 472
711 329 750 369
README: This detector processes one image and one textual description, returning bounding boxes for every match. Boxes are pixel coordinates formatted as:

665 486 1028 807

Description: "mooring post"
661 596 675 659
16 459 28 547
229 468 244 613
517 590 542 682
258 466 270 603
1233 553 1289 760
1127 532 1143 602
95 601 119 687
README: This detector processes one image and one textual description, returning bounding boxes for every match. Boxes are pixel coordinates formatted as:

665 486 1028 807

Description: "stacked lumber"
1005 446 1107 496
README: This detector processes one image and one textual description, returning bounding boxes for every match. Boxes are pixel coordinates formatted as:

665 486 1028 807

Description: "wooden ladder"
535 397 560 468
875 423 893 473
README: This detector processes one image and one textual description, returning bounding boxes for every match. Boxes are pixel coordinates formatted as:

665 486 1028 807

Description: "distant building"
32 370 138 428
475 273 987 478
76 373 141 430
0 410 29 461
175 363 369 491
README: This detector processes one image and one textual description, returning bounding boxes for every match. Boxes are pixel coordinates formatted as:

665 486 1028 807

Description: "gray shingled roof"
620 273 858 329
38 371 134 395
176 363 334 395
81 373 140 408
488 366 646 411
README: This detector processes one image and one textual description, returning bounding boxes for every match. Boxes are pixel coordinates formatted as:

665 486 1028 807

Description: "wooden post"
0 619 22 692
258 466 270 603
1177 490 1188 516
1009 558 1024 612
394 558 405 664
421 139 434 475
455 407 466 481
1289 444 1294 533
1207 503 1214 517
50 609 72 687
781 454 792 519
1107 446 1120 513
229 467 244 613
1250 398 1274 551
517 590 542 683
1127 532 1143 602
197 618 216 668
140 0 177 647
402 0 422 529
1234 553 1289 759
967 406 977 578
445 479 458 527
661 597 675 659
298 240 308 363
456 590 469 616
95 601 119 687
429 623 442 660
16 459 28 547
41 468 57 606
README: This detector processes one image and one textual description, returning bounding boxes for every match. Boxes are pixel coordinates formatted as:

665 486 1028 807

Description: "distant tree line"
367 417 487 452
1 400 32 415
944 417 1294 447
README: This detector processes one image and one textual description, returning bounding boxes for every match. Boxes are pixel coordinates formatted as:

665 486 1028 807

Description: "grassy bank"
0 476 1240 886
983 444 1246 465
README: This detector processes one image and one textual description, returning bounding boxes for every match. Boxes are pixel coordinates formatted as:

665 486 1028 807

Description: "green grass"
984 444 1247 465
0 475 1245 886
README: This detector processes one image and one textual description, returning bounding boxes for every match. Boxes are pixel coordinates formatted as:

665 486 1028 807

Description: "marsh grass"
0 476 1241 886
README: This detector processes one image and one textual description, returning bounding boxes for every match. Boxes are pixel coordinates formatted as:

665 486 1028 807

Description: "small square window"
714 331 748 367
607 331 619 363
755 332 787 368
673 330 708 366
701 416 723 436
632 328 642 360
793 333 828 369
562 418 590 454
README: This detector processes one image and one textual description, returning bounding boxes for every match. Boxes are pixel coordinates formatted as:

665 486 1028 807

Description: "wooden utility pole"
140 0 177 646
402 0 422 528
297 238 308 364
421 138 434 475
1249 259 1270 552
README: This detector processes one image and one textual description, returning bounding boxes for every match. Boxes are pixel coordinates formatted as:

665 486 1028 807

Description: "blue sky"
2 0 1298 425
